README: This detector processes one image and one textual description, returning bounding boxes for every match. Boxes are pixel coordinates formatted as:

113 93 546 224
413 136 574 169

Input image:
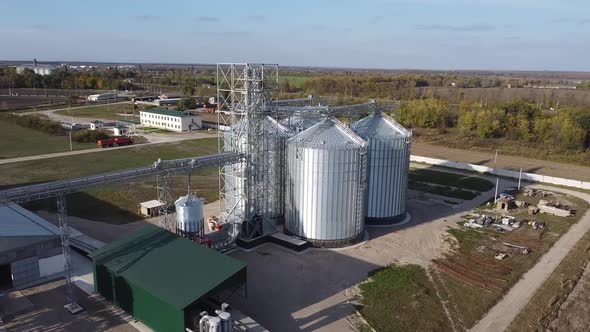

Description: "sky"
1 0 589 71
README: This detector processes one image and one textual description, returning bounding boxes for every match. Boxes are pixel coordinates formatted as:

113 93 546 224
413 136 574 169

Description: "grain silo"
223 116 293 226
281 110 326 133
285 118 367 247
352 111 412 224
175 193 204 238
264 117 295 221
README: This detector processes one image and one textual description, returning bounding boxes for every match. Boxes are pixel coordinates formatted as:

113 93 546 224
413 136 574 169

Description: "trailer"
97 137 133 148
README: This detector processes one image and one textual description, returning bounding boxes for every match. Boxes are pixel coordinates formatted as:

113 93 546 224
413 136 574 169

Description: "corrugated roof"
0 203 60 253
288 117 367 150
352 111 412 140
230 116 294 138
141 108 200 118
89 224 246 310
0 203 60 237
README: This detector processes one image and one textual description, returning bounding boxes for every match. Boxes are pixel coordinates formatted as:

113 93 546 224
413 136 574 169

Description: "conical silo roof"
352 111 411 140
289 118 366 150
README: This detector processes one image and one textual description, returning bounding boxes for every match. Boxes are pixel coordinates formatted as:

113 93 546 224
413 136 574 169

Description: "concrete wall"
39 254 64 278
410 155 590 190
11 256 40 288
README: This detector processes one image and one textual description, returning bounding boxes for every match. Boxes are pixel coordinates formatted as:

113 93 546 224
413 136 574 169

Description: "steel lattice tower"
217 63 279 241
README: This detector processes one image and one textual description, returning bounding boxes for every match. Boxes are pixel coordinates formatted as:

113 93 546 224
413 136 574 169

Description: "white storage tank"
352 111 412 224
175 193 204 237
285 118 367 247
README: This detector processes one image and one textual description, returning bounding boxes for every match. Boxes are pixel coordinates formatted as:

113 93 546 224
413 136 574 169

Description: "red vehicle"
97 137 133 148
114 137 133 146
97 138 115 148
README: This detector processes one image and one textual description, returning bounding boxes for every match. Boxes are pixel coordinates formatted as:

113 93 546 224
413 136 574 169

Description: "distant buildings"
87 92 118 102
139 108 202 132
15 65 55 76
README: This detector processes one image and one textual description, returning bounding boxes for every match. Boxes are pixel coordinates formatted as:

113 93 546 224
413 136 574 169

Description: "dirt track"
412 142 590 181
471 185 590 332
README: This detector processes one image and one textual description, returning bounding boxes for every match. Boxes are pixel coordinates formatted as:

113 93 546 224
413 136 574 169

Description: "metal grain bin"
222 117 293 225
352 111 412 224
281 110 326 133
175 193 204 237
285 118 367 247
265 117 295 220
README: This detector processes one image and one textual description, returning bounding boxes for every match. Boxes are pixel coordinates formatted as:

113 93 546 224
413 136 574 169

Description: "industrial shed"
0 203 64 291
89 224 247 332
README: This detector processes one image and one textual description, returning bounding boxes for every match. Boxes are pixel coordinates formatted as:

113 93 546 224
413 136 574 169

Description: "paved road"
471 185 590 332
0 132 217 165
412 142 590 182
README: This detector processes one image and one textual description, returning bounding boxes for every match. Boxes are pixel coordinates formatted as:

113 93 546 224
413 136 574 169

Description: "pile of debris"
538 199 574 217
523 188 550 198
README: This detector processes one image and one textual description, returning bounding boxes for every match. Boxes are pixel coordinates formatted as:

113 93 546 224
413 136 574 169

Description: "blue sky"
1 0 589 71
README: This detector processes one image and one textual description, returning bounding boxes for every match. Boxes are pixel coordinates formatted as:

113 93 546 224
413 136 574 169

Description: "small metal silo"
285 118 367 247
352 111 412 224
175 193 204 237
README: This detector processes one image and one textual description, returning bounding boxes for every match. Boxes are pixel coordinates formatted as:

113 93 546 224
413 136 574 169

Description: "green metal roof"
141 108 194 118
89 224 246 310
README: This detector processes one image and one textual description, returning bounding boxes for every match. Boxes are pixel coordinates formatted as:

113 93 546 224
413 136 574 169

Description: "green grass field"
359 265 451 332
55 103 141 121
1 138 220 224
0 119 97 159
408 168 493 200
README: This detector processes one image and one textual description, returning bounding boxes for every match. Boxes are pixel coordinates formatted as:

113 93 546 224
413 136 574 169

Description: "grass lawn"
359 265 452 332
1 138 219 224
407 168 493 200
54 103 142 121
409 168 494 192
430 192 589 330
507 224 590 332
0 119 97 159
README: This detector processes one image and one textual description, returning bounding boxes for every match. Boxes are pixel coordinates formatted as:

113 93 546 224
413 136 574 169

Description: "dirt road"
412 142 590 181
471 185 590 332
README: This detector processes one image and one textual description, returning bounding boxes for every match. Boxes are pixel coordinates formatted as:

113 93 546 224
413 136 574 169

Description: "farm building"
139 108 202 132
89 224 247 332
0 203 64 291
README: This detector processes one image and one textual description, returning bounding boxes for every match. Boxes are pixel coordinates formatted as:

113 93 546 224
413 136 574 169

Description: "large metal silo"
222 117 293 227
281 110 326 133
175 193 204 237
285 118 367 247
265 117 294 221
352 111 412 224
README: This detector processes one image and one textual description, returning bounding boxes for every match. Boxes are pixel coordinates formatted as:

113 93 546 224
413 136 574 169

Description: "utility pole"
518 168 523 190
494 178 499 204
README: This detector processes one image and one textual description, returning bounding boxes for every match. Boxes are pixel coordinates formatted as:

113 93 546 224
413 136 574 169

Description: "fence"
410 155 590 190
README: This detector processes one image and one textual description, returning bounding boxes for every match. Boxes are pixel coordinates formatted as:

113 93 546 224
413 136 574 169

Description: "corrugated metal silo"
265 117 295 220
352 111 412 224
281 111 326 133
223 117 294 225
175 193 204 237
285 118 367 247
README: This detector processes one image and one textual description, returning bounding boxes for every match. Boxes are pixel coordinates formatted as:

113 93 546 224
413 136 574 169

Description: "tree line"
0 67 137 91
396 98 590 152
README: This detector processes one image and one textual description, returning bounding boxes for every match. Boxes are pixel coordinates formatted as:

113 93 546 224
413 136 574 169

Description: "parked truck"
97 137 133 148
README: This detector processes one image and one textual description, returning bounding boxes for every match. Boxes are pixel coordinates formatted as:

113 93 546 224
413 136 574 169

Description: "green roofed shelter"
89 224 246 332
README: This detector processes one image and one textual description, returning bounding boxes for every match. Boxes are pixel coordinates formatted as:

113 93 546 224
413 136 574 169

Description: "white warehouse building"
140 108 202 132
